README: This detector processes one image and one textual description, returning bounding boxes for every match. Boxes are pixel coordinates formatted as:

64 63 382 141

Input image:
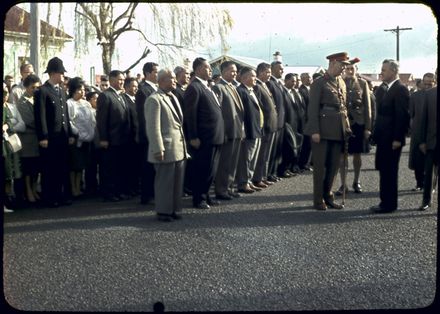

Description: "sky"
10 2 438 79
214 2 438 77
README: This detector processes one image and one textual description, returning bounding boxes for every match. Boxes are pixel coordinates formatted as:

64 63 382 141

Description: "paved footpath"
2 145 438 311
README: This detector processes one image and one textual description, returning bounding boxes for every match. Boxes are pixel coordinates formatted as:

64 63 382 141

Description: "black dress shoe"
370 205 396 214
314 202 327 211
334 185 348 196
194 201 210 209
157 214 173 222
46 201 60 208
216 194 233 200
61 199 73 206
228 191 241 198
352 182 362 193
103 196 120 202
324 199 344 209
418 203 431 211
267 176 278 182
238 187 255 194
170 212 183 220
118 194 131 200
207 198 220 206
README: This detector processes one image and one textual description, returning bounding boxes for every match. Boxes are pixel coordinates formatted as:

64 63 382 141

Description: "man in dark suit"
135 62 158 204
183 57 224 209
408 72 435 191
96 70 133 202
298 72 312 171
34 57 75 207
266 61 286 182
281 73 304 176
418 81 437 211
212 61 245 200
236 67 264 193
173 66 190 106
253 62 278 187
123 77 140 196
371 59 410 213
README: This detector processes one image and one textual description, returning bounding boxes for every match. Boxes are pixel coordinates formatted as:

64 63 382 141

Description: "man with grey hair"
370 59 410 213
146 69 188 221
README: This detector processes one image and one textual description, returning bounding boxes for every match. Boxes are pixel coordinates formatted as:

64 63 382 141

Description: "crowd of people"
2 54 437 220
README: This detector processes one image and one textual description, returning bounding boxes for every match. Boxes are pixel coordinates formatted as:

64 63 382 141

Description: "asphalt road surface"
2 145 438 311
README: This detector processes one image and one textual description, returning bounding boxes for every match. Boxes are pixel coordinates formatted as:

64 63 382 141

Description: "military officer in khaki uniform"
336 58 372 195
304 52 352 210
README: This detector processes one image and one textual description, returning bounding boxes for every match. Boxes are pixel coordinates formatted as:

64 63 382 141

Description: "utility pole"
384 26 412 61
30 3 41 77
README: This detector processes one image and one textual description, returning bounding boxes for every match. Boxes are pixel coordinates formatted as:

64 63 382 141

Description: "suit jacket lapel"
160 92 182 123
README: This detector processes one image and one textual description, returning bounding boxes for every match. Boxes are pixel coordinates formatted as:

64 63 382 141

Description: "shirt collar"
145 80 158 91
195 76 209 88
109 86 122 95
386 78 399 89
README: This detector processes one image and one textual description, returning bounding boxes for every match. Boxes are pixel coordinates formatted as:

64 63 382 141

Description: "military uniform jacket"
344 76 372 130
34 80 72 141
145 90 187 163
304 73 350 141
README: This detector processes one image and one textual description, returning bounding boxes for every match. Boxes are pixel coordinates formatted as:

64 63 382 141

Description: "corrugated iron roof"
4 5 73 40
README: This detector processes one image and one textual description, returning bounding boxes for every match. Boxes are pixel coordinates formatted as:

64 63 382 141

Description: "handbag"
4 133 22 153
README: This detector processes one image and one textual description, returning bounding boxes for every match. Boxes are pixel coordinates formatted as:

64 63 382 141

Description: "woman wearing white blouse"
67 77 96 197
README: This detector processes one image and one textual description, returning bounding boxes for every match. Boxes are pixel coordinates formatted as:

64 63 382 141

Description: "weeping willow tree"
74 2 233 75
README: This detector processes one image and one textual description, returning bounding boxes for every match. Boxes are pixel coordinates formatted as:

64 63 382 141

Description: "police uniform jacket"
304 73 350 141
344 76 372 130
34 80 72 141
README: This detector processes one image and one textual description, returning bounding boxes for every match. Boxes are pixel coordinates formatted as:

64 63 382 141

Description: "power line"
384 26 412 61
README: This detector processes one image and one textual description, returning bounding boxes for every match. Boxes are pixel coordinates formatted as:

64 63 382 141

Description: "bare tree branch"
123 46 152 73
112 2 137 30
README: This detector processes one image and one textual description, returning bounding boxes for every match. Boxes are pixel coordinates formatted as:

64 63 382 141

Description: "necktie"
208 86 221 107
167 94 183 122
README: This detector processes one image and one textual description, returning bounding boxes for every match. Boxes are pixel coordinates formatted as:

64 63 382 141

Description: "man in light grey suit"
145 69 188 222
